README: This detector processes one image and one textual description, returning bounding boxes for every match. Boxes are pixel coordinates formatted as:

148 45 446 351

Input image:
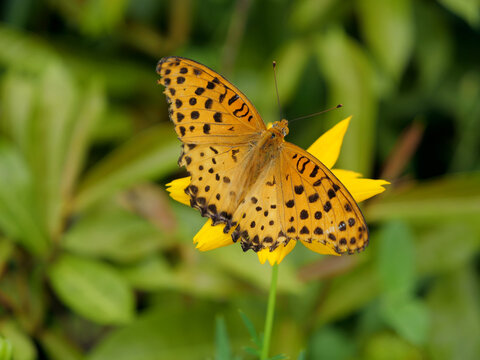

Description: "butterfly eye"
271 133 276 139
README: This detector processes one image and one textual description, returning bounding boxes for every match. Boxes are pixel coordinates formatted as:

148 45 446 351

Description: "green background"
0 0 479 359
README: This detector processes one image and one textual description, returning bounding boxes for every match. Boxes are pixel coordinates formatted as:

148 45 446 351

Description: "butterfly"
157 56 368 255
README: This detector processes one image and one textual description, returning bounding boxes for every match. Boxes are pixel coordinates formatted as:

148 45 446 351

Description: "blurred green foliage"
0 0 479 359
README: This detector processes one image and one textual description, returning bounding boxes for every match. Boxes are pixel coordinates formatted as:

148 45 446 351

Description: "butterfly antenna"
272 61 283 119
290 104 343 123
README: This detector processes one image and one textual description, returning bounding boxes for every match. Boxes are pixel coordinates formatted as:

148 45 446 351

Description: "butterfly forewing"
157 56 266 144
180 143 254 229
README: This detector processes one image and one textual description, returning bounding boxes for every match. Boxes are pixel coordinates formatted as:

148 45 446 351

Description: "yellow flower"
166 116 389 265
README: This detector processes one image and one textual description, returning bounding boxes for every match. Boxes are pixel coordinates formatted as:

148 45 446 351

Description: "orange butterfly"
157 56 368 255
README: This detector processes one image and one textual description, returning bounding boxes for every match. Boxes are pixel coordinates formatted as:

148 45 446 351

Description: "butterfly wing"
157 56 267 230
230 161 284 251
230 142 368 255
278 142 368 254
157 56 266 144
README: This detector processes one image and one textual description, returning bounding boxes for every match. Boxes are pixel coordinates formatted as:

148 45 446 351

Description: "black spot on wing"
228 94 239 105
296 156 310 174
233 103 248 117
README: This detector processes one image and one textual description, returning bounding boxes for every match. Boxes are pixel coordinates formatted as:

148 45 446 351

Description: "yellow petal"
301 239 340 256
257 240 296 266
332 169 389 203
332 169 363 180
193 219 234 251
307 116 351 169
165 177 191 205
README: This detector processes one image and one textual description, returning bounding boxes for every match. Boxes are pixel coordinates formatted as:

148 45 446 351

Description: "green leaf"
363 332 424 360
414 2 453 91
315 262 379 325
92 107 133 142
313 217 479 327
88 304 218 360
63 207 168 263
80 0 129 36
0 71 36 150
215 316 232 360
74 124 179 211
1 63 104 238
377 221 416 299
269 354 288 360
121 255 239 298
315 27 378 174
46 0 128 37
0 336 13 360
26 267 48 333
357 0 414 82
63 50 155 98
381 298 429 345
0 26 58 74
437 0 480 28
119 256 179 291
60 80 105 207
307 326 356 360
0 26 154 98
239 310 261 348
416 222 480 275
366 173 480 224
297 350 306 360
25 63 78 237
244 346 260 356
427 266 480 360
289 0 338 31
0 238 14 271
0 141 49 255
450 72 480 172
0 321 36 360
38 330 84 360
48 254 134 325
356 301 386 338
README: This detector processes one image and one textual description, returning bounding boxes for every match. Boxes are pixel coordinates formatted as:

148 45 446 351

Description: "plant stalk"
260 263 279 360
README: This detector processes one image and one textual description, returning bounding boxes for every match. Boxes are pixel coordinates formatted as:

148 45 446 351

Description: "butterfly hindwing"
157 56 266 144
231 163 286 252
228 143 368 255
280 143 368 254
180 143 254 230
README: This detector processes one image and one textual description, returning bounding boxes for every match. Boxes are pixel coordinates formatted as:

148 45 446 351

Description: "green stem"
260 263 279 360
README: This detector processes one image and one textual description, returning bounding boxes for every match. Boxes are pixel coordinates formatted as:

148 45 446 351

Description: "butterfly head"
271 119 289 138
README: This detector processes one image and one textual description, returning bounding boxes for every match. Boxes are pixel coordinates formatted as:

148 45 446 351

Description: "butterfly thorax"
240 119 289 194
254 119 289 163
254 119 289 157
